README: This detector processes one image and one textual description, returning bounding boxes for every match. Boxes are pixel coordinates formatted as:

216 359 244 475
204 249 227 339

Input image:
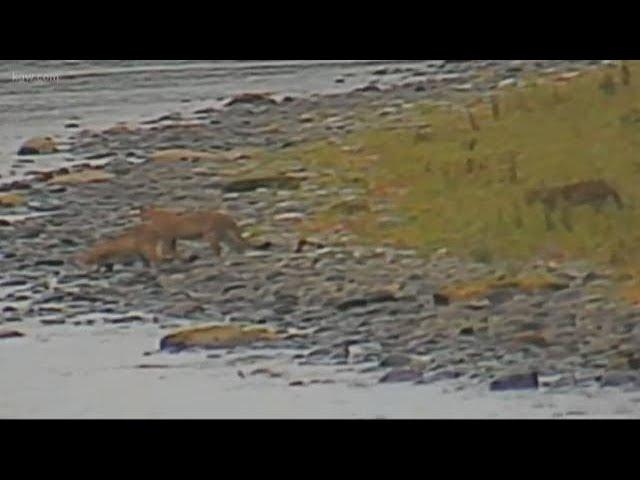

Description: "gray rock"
600 371 640 388
16 224 45 239
347 342 383 363
486 289 515 305
163 302 204 317
418 370 464 385
0 329 25 339
538 373 576 389
379 353 414 368
497 78 517 88
464 299 491 310
335 291 398 311
490 372 539 392
103 314 147 324
38 316 66 325
379 369 424 384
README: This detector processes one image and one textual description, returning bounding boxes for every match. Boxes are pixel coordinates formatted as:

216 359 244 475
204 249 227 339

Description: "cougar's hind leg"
172 238 186 261
612 192 624 210
204 233 222 257
167 237 180 258
140 254 152 268
158 238 180 261
144 242 163 267
171 238 183 260
145 245 165 275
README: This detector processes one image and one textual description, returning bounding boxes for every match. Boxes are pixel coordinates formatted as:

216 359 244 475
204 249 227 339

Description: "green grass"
265 62 640 295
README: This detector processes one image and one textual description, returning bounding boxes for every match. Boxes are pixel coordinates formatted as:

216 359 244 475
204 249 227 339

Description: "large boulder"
17 136 58 155
159 323 282 353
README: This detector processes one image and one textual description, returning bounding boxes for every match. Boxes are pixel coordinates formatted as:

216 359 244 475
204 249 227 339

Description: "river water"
0 60 446 179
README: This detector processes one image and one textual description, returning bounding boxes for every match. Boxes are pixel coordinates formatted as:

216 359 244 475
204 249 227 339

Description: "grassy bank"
264 62 640 299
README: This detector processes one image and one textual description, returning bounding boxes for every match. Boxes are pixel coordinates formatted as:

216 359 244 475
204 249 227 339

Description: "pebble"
497 78 518 88
379 353 415 368
490 372 539 392
418 370 464 385
0 329 25 340
379 369 424 384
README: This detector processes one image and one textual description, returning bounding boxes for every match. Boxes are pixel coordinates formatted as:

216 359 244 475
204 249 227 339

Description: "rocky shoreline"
4 59 639 403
